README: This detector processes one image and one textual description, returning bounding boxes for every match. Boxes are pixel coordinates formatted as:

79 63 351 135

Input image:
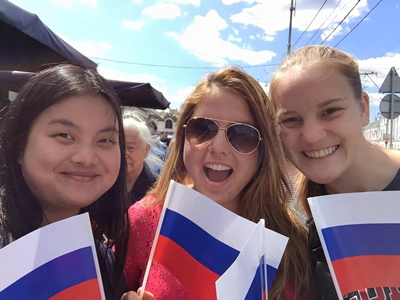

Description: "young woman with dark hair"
0 64 152 300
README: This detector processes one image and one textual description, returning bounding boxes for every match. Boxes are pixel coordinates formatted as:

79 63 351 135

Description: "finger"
137 288 155 300
120 291 140 300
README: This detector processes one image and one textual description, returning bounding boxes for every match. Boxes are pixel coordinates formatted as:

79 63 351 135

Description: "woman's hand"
121 288 154 300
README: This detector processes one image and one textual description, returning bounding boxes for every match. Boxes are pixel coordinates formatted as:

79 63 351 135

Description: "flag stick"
139 180 176 300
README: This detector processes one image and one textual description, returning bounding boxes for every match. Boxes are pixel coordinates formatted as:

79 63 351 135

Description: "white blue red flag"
308 191 400 298
215 220 288 300
0 213 105 300
141 180 288 300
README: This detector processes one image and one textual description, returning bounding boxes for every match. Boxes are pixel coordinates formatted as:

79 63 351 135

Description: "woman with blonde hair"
270 45 400 299
124 66 315 299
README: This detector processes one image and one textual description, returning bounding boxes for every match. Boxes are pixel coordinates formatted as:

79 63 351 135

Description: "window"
165 119 173 129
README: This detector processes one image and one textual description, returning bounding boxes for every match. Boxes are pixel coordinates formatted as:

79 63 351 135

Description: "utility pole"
287 0 295 55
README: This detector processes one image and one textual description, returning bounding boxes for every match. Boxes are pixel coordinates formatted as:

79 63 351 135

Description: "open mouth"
204 164 233 183
303 145 339 159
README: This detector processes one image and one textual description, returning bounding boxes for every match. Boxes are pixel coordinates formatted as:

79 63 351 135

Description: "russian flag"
215 220 288 300
308 191 400 297
141 181 262 299
0 213 105 300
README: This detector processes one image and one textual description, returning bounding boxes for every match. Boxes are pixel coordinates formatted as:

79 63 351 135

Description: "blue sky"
8 0 400 119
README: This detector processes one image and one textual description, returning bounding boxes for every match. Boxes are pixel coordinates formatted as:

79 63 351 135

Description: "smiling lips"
63 172 98 183
303 145 339 159
204 163 233 183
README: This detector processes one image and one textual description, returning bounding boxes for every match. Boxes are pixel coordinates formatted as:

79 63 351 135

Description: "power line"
90 57 280 70
367 33 400 58
380 35 400 56
364 73 380 90
321 0 361 45
334 0 384 47
305 0 343 46
292 0 328 48
314 0 350 44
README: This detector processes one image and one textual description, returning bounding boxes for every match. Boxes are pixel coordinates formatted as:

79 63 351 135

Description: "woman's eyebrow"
48 119 78 129
48 119 119 133
317 97 346 108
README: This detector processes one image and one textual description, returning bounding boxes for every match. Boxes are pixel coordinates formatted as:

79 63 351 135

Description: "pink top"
124 196 298 300
125 196 198 299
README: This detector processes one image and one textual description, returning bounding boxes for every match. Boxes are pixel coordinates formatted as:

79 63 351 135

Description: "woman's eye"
127 146 135 151
99 139 115 144
281 117 301 124
322 107 341 116
56 133 73 139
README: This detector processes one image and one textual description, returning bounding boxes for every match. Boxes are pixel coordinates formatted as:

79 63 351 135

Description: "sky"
8 0 400 120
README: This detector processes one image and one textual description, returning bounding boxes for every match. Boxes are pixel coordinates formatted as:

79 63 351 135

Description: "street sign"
383 133 390 141
379 67 400 93
380 94 400 119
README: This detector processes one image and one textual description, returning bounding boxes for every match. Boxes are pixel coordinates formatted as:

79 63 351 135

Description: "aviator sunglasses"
183 117 262 154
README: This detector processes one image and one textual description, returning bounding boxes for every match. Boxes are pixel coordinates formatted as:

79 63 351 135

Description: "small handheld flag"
0 213 105 300
308 191 400 297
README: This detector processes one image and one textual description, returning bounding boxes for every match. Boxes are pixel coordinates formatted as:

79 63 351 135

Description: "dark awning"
0 70 170 109
0 1 97 72
107 79 170 110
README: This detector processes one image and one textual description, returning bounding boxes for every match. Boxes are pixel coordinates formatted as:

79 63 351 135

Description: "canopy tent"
0 1 97 72
0 71 170 109
0 1 170 109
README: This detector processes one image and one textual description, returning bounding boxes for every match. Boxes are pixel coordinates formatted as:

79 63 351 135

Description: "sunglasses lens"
185 118 218 145
227 125 260 153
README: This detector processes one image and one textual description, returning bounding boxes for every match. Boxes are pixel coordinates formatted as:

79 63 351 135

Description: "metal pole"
287 0 295 55
390 67 395 148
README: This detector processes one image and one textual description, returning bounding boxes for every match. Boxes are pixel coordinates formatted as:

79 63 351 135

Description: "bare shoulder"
385 148 400 166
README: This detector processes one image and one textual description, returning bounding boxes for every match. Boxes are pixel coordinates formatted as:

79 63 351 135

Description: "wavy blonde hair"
269 45 363 217
149 66 313 299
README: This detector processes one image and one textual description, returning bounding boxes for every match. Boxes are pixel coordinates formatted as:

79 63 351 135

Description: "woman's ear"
360 92 370 126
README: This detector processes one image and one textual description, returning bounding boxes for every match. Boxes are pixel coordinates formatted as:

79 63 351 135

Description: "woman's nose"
300 120 327 144
70 144 99 166
208 128 229 154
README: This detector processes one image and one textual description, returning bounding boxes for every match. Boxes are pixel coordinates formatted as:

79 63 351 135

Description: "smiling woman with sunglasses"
123 67 316 299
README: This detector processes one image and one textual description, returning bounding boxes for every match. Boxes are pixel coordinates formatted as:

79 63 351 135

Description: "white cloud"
233 28 239 35
57 33 112 58
80 0 98 8
320 24 349 42
230 0 369 42
228 34 242 43
257 34 274 42
52 0 73 8
154 85 195 108
52 0 98 8
358 53 400 89
122 20 145 31
249 35 255 39
169 0 201 6
167 10 276 66
222 0 256 5
142 3 181 20
132 0 142 4
97 66 166 84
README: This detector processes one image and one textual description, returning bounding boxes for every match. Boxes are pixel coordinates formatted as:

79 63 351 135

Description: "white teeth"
304 146 338 159
205 164 232 171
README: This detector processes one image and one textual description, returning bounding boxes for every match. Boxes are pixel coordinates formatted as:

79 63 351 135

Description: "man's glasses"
183 117 262 154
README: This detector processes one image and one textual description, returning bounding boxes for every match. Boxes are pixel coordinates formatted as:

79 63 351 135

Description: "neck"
326 142 400 194
127 165 144 191
41 208 80 227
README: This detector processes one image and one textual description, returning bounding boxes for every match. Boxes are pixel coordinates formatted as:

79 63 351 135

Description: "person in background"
160 131 171 147
124 67 316 300
124 117 163 205
0 64 153 300
270 45 400 299
147 121 168 161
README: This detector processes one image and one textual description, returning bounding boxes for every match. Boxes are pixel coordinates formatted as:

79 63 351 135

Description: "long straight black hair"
0 64 130 298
